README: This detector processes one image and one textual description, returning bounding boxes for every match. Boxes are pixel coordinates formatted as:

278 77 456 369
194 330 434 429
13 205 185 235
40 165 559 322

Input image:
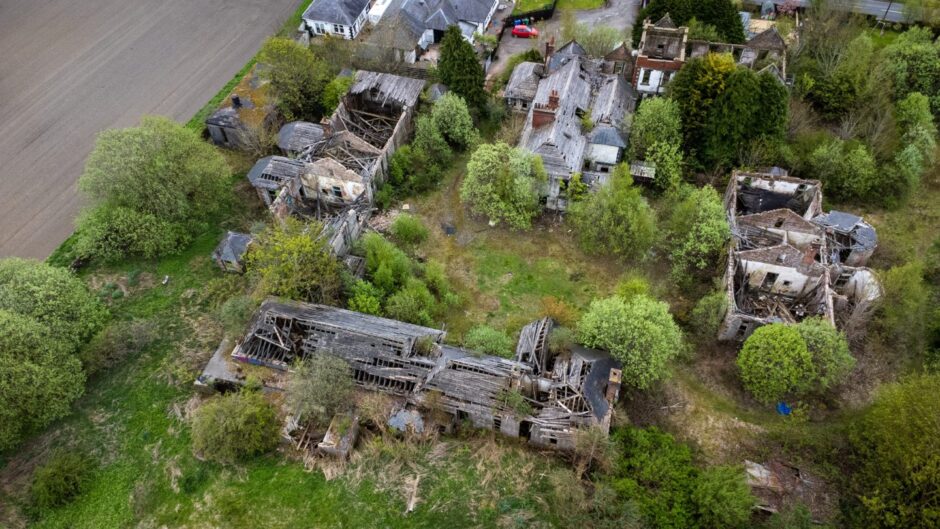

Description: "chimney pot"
232 94 242 108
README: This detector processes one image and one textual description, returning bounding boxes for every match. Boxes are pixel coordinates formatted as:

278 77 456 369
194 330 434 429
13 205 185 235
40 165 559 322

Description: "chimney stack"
545 36 555 66
547 89 560 110
232 94 242 108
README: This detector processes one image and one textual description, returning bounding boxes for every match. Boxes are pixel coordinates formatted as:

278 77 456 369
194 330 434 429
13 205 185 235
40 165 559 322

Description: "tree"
246 218 342 304
385 278 435 326
575 25 623 58
438 26 485 108
258 37 335 121
849 374 940 528
0 258 108 348
347 280 383 316
568 164 656 260
646 140 684 193
321 74 354 115
191 390 280 463
628 97 683 161
686 17 722 42
431 93 476 149
795 318 854 390
634 0 746 45
460 142 545 229
578 295 683 389
737 324 816 404
692 466 755 529
0 310 85 451
806 138 878 202
690 291 729 343
464 326 514 358
287 354 355 425
882 28 940 118
877 262 930 357
663 185 729 282
75 116 231 261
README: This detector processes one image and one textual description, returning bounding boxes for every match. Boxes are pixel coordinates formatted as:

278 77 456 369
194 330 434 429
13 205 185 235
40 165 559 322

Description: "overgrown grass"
556 0 606 10
512 0 555 16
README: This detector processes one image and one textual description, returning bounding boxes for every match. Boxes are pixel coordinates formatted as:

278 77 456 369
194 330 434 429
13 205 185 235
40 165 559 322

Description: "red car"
511 25 539 38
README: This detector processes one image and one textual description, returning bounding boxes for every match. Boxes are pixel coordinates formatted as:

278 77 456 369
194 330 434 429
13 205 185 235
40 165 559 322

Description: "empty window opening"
761 272 779 290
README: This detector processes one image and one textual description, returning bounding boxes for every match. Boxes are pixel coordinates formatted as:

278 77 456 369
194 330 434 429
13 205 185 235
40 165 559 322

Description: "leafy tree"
737 324 816 404
578 295 682 389
431 93 476 149
670 53 736 160
30 451 94 511
347 280 383 315
635 0 746 45
876 262 930 357
686 17 722 41
795 318 854 390
568 164 656 260
390 214 429 248
320 74 354 115
438 26 485 108
646 140 684 192
849 374 940 529
0 310 85 451
76 116 231 261
460 142 545 229
690 291 728 343
882 27 940 118
0 258 108 348
362 232 413 296
464 326 514 358
574 25 623 58
246 218 342 304
628 97 683 161
288 354 354 425
692 465 755 529
191 390 280 463
258 37 335 121
762 505 821 529
663 185 729 282
806 138 878 202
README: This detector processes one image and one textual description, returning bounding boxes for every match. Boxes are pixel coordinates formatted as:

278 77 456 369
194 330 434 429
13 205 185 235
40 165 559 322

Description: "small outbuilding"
212 231 254 273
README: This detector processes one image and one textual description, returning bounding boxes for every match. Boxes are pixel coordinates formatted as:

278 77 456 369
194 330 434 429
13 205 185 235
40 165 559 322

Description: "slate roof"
303 0 371 26
747 27 786 51
278 121 326 153
738 208 821 234
654 13 676 28
213 232 253 264
589 125 626 148
811 211 878 250
738 243 826 276
548 40 587 72
504 61 544 101
591 74 634 125
247 156 306 190
520 58 592 176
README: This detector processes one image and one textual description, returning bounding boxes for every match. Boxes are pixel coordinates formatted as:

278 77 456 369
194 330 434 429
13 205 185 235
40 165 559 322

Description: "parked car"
511 25 539 38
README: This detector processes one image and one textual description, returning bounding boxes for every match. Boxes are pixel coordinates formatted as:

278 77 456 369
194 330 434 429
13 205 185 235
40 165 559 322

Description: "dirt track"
0 0 299 258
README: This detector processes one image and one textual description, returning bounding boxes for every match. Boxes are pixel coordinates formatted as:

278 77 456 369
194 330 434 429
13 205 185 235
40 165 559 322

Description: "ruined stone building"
507 39 637 211
246 71 425 218
719 171 881 342
633 14 788 98
200 298 622 451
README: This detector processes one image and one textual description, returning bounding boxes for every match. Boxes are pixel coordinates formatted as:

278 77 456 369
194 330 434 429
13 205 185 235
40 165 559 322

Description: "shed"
278 121 326 156
247 156 306 205
212 231 254 273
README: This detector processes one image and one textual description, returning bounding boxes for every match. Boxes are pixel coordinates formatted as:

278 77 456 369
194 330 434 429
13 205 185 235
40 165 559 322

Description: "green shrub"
390 214 429 248
385 279 436 326
80 319 159 376
692 465 755 529
548 326 576 354
737 324 815 404
218 296 257 338
347 280 383 315
615 274 650 301
31 451 94 511
191 390 280 463
288 354 354 426
690 291 728 342
795 318 854 390
464 326 514 358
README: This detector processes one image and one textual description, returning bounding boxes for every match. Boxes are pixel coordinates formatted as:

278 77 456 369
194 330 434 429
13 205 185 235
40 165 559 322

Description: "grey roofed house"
505 62 544 104
212 231 253 273
304 0 371 26
247 156 306 205
547 40 587 72
278 121 326 155
589 125 626 149
519 58 593 177
811 210 878 266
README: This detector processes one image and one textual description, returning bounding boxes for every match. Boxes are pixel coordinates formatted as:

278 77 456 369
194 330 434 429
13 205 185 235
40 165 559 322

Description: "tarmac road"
0 0 300 259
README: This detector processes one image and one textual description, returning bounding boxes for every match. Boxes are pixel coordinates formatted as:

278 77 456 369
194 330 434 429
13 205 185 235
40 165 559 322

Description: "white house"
304 0 372 40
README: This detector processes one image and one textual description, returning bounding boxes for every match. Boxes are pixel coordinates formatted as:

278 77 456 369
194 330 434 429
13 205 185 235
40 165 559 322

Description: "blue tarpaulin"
776 401 792 415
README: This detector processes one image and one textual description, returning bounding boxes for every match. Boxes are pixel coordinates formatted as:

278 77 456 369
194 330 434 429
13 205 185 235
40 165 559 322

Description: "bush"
568 164 656 260
848 374 940 528
258 37 335 121
795 318 854 390
692 465 755 529
287 354 355 426
31 451 94 511
663 186 730 283
390 214 429 248
615 274 650 302
737 324 815 404
464 326 514 358
320 75 354 115
431 93 476 149
385 279 436 326
877 262 929 357
806 138 878 202
218 296 257 338
191 390 280 463
246 218 342 304
347 280 383 315
629 97 683 161
80 319 159 376
548 326 576 354
689 291 728 343
578 295 683 389
460 142 545 229
75 116 231 262
539 296 581 328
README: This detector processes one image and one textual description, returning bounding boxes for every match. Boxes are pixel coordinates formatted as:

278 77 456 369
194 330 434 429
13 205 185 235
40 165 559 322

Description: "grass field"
512 0 555 16
556 0 606 10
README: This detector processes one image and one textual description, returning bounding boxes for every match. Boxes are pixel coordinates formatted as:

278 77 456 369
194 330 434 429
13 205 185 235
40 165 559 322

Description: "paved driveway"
0 0 300 259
